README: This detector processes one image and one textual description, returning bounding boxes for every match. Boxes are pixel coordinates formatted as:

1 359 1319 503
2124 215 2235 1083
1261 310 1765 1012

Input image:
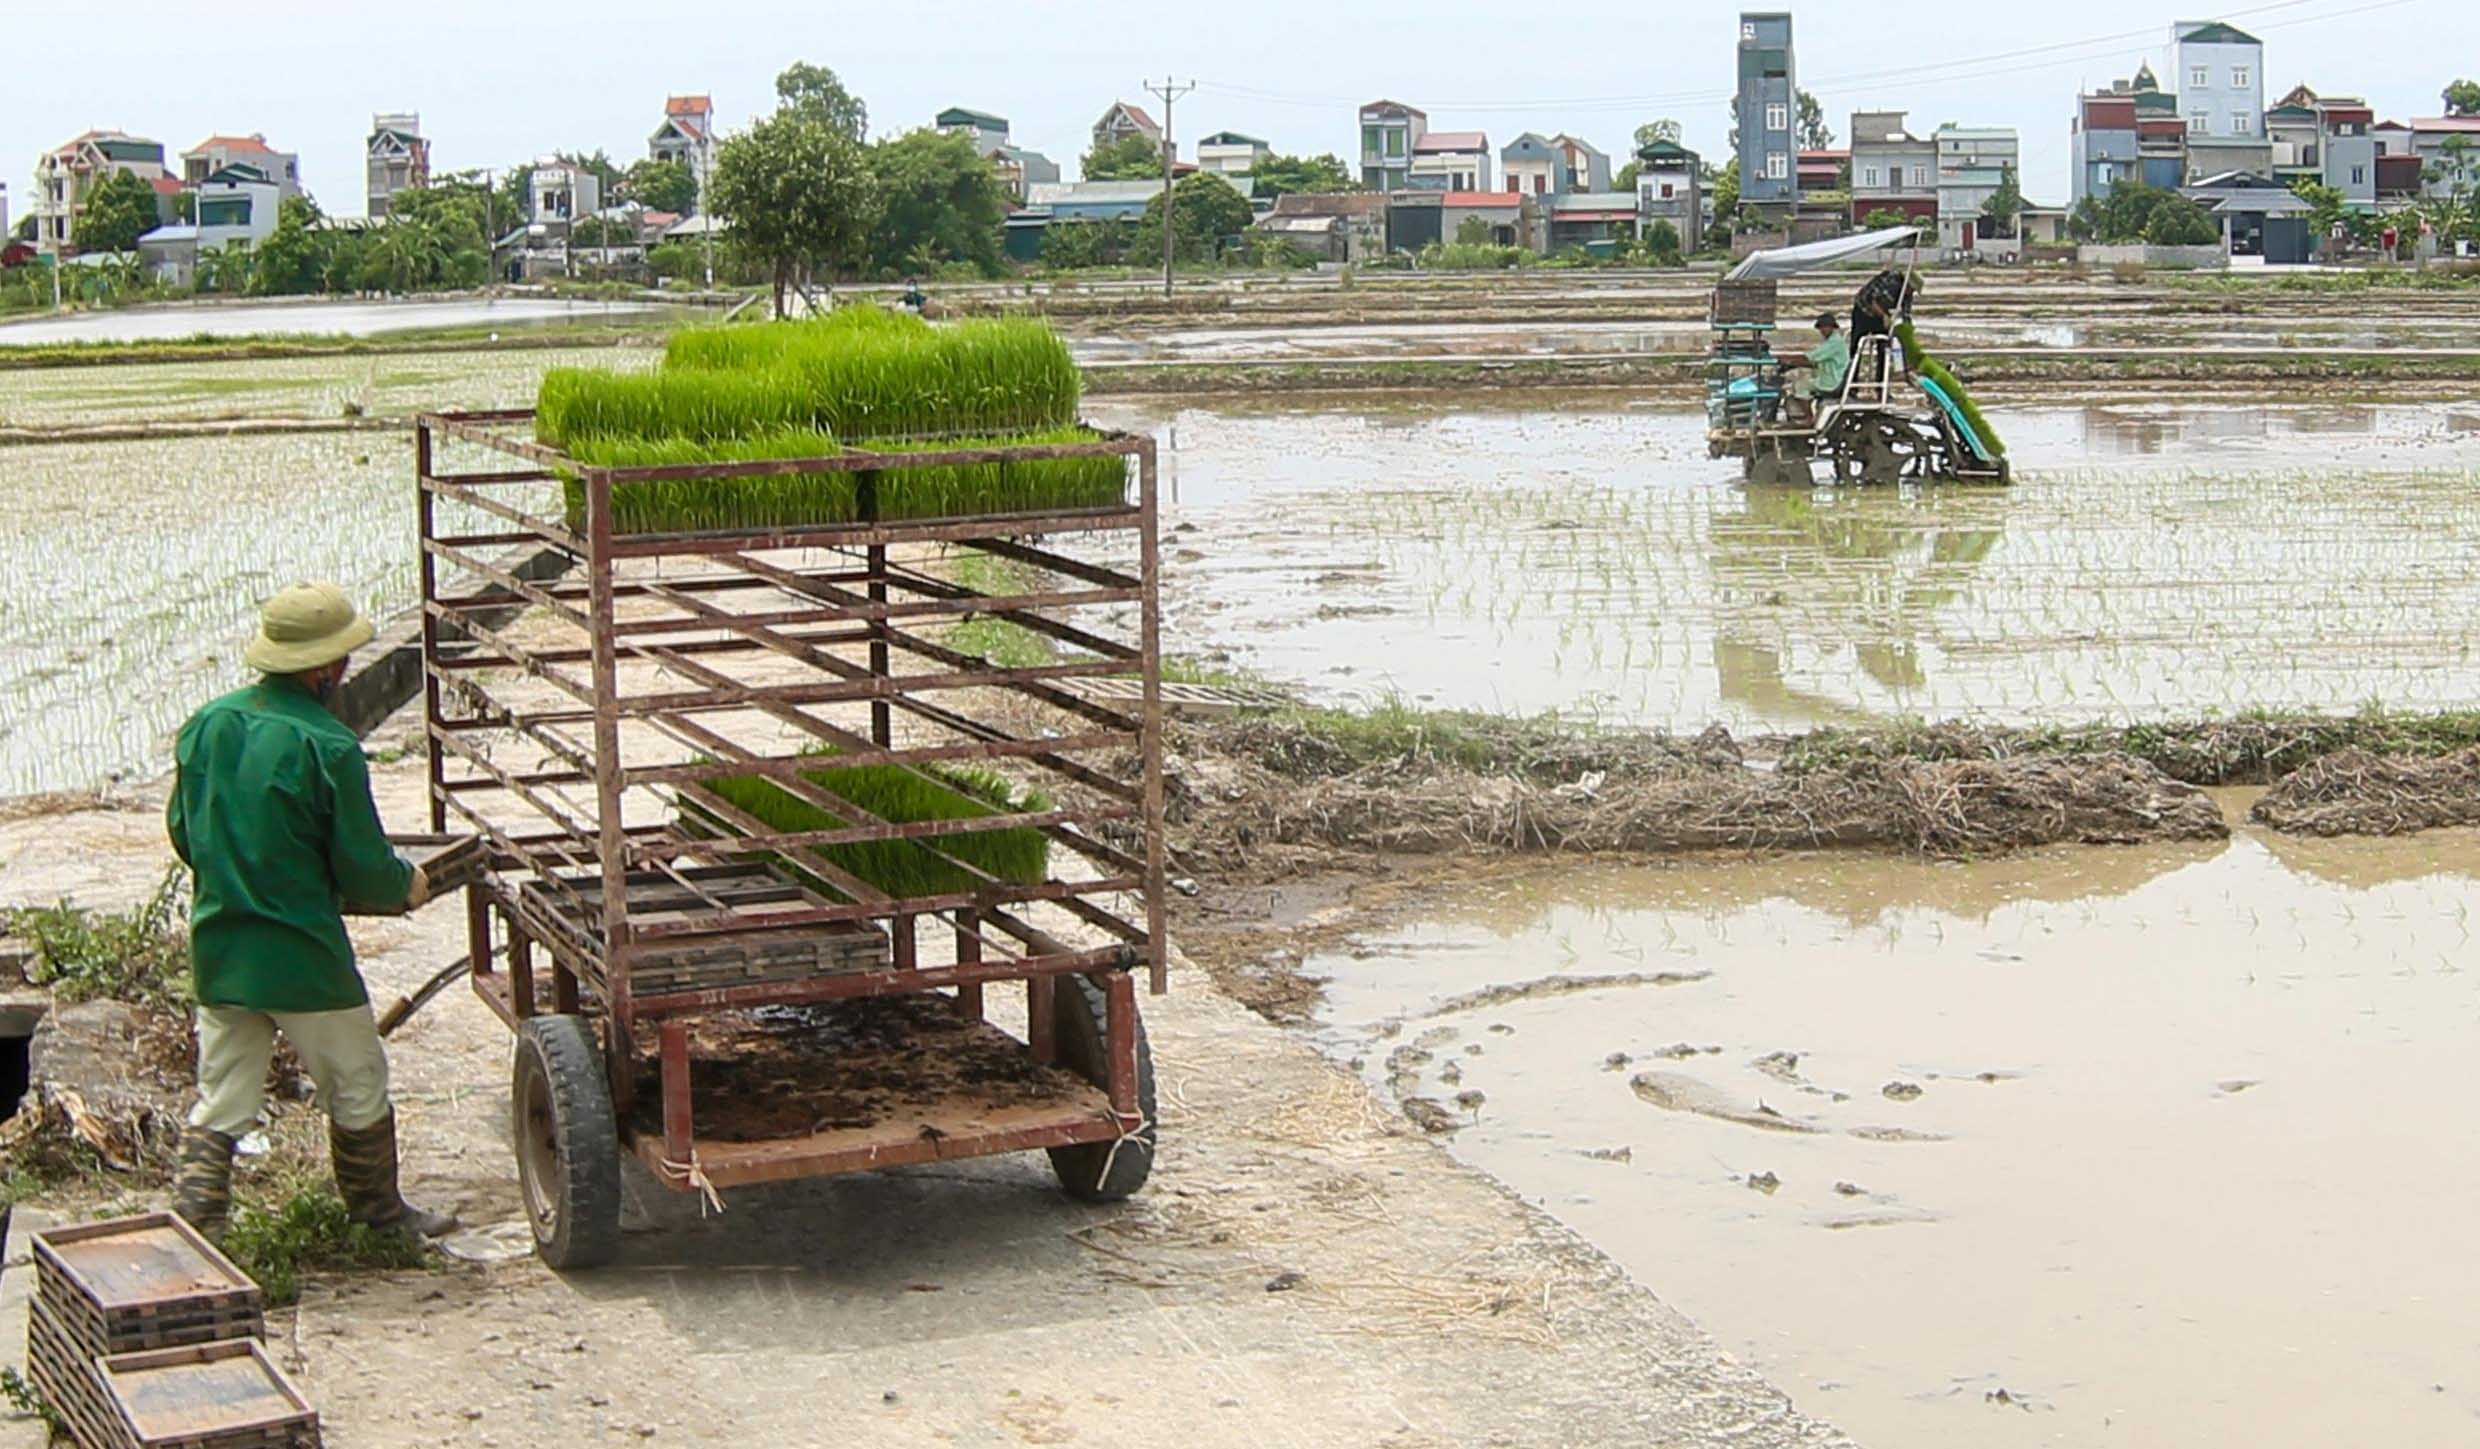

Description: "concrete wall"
2076 242 2227 269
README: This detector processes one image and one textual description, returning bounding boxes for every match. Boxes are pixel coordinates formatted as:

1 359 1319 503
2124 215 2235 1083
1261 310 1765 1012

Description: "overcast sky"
6 0 2467 217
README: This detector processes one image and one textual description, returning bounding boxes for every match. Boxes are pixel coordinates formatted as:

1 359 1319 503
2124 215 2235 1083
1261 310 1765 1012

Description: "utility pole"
1144 76 1194 300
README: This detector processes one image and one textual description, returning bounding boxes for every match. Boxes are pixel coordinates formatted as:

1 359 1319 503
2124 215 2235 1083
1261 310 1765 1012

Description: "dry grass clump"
2248 747 2480 837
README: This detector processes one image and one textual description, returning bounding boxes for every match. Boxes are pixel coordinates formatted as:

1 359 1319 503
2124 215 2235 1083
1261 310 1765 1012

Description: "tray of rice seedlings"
686 749 1053 899
536 307 1122 535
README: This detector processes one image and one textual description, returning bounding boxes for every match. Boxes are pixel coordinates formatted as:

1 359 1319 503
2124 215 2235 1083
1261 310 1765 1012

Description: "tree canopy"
77 169 160 254
1634 119 1682 150
2143 196 2219 246
711 99 881 312
868 128 1008 277
621 158 699 215
1979 163 2024 236
1247 152 1355 201
2444 79 2480 117
776 61 869 141
1797 91 1833 151
1132 172 1252 264
1082 134 1163 181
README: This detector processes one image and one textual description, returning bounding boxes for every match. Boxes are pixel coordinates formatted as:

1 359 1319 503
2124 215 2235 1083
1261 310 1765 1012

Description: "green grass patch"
700 750 1051 898
2 866 191 1011
221 1186 432 1308
944 550 1057 669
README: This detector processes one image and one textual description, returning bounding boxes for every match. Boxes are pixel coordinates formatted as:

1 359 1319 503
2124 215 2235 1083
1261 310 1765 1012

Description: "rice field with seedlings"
1106 395 2480 732
0 345 654 431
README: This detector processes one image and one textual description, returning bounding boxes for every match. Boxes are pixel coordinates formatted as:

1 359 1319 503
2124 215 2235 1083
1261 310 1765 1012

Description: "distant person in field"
1781 312 1849 422
168 582 459 1247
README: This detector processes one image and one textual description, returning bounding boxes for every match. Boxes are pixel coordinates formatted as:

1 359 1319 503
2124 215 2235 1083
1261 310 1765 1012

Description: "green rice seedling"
663 305 931 372
699 750 1052 897
559 429 852 534
537 367 815 447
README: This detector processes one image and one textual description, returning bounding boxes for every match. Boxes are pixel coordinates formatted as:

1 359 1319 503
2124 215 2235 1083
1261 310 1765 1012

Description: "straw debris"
2249 747 2480 836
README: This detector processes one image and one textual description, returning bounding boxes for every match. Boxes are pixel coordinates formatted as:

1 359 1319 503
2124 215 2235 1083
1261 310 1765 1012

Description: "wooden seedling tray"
344 833 487 916
32 1214 263 1349
28 1294 124 1449
100 1338 320 1448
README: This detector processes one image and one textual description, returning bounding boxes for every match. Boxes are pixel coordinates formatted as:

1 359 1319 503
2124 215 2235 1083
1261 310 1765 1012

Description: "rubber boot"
330 1108 460 1239
172 1126 238 1246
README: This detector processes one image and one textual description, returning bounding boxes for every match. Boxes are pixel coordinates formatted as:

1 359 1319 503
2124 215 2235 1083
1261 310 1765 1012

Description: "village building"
366 112 429 219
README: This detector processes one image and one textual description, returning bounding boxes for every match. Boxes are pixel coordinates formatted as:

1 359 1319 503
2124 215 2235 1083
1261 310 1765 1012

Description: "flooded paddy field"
1299 821 2480 1447
0 295 668 346
0 344 656 430
1097 393 2480 729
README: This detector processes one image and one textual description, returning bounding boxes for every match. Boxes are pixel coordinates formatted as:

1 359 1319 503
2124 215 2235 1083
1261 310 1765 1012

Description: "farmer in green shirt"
168 583 458 1245
1782 312 1850 423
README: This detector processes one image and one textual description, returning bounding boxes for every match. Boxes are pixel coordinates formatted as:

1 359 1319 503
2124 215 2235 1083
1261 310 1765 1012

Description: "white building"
181 135 300 200
1195 131 1271 177
32 130 166 253
529 157 601 224
1410 131 1490 192
2175 20 2269 180
1933 124 2018 253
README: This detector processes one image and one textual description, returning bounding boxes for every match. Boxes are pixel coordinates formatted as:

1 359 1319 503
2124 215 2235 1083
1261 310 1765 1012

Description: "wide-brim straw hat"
243 582 375 674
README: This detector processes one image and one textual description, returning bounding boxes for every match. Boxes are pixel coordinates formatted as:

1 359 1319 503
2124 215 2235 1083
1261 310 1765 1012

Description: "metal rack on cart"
413 409 1165 1267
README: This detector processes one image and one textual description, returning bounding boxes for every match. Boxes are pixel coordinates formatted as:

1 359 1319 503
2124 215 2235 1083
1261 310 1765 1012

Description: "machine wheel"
1046 974 1157 1202
512 1014 624 1270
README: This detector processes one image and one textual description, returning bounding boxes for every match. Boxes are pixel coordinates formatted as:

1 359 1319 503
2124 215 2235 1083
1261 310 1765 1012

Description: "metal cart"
413 411 1166 1267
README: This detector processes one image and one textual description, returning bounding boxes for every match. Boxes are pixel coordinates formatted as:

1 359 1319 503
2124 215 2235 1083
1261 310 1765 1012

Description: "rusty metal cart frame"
413 408 1166 1266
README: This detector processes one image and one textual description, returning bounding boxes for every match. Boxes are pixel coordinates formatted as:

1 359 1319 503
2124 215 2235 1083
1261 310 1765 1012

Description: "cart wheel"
1046 974 1156 1202
512 1015 623 1270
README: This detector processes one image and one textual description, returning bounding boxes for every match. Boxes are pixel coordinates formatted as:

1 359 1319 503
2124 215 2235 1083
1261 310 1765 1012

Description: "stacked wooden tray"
26 1214 315 1449
519 865 890 997
100 1341 319 1449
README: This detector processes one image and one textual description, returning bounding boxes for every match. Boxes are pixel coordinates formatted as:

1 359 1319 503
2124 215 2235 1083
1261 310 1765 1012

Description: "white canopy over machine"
1726 225 1921 280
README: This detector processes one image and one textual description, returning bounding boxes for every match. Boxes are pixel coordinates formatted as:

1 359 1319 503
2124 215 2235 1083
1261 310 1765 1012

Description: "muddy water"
1302 821 2480 1447
1094 394 2480 728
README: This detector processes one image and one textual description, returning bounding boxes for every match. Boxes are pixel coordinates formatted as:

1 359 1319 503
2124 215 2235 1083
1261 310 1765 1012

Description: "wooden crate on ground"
99 1340 320 1449
31 1215 263 1354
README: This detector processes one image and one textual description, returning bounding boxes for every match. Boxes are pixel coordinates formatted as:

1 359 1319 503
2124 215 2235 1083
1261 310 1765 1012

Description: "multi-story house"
192 164 284 249
1409 131 1489 192
1093 101 1164 161
366 113 429 219
1633 138 1702 251
650 95 717 206
1500 134 1562 199
2267 87 2378 209
1358 100 1426 191
1934 124 2018 252
2409 116 2480 199
528 157 601 224
986 144 1062 202
1551 135 1613 194
1736 12 1797 213
31 130 166 253
1195 132 1271 177
180 135 300 199
935 107 1010 154
1849 111 1937 225
2175 20 2270 182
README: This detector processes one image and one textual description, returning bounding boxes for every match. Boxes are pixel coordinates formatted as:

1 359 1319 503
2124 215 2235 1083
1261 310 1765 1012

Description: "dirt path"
0 725 1851 1448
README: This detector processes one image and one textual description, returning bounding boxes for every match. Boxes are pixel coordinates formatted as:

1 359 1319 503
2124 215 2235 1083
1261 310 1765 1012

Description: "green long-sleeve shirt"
167 677 412 1013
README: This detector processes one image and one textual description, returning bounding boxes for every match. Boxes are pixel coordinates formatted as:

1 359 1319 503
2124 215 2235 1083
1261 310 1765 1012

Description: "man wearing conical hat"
166 583 459 1246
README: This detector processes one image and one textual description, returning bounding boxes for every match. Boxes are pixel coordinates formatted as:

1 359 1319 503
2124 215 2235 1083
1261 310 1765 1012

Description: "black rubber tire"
1046 974 1157 1202
512 1015 624 1270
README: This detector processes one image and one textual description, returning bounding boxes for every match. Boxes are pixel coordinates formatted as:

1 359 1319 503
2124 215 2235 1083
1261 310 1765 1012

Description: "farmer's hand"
404 864 433 912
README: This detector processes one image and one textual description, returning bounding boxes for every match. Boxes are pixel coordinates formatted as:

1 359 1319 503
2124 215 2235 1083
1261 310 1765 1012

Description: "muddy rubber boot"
331 1108 460 1240
172 1126 238 1246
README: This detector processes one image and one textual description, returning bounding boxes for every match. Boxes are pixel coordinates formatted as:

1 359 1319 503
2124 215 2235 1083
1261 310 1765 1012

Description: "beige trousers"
188 1004 392 1136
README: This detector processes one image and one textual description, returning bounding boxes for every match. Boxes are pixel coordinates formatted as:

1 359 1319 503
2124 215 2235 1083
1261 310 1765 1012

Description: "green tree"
1082 133 1163 181
1979 163 2023 237
77 169 160 253
2443 79 2480 117
2143 196 2219 246
710 108 881 314
621 158 699 214
1863 207 1913 231
1711 158 1741 226
1247 152 1355 202
1038 220 1129 269
2290 177 2348 240
1453 214 1494 246
868 128 1007 277
1797 91 1833 151
1641 218 1683 266
1132 172 1253 265
11 215 33 242
776 61 868 141
2096 181 2175 243
559 149 625 196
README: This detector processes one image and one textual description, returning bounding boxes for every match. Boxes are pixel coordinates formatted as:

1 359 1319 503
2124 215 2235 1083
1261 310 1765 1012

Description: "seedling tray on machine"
509 864 890 1001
